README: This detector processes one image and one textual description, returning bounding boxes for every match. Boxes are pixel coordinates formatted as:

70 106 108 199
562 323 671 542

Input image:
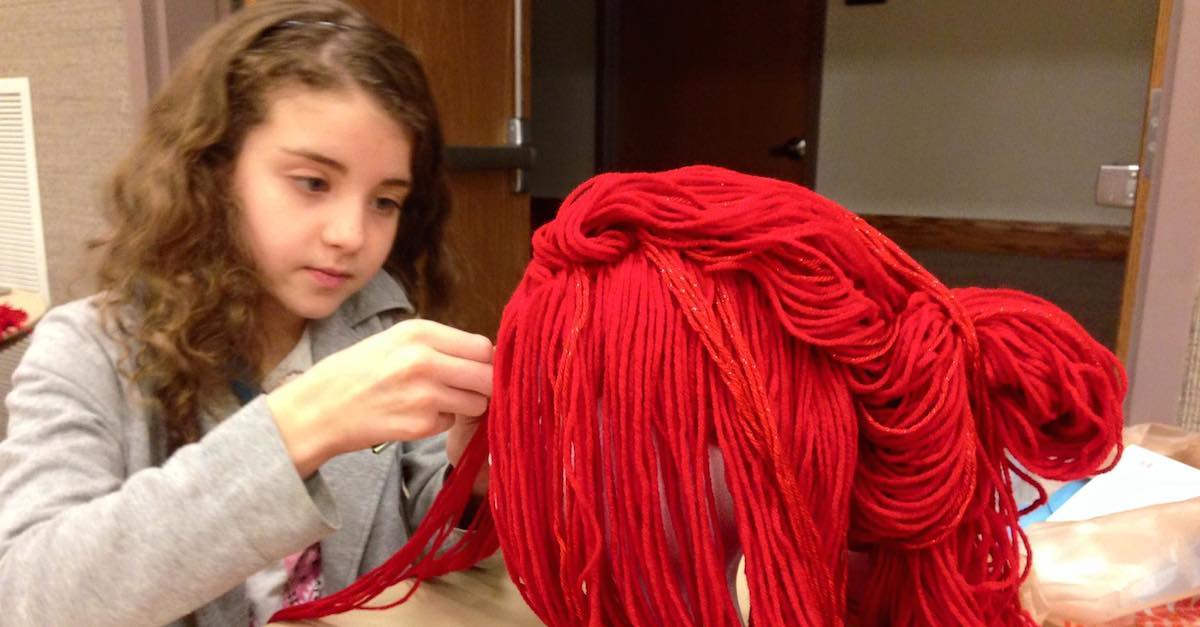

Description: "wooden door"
353 1 532 339
598 1 826 188
1116 0 1174 361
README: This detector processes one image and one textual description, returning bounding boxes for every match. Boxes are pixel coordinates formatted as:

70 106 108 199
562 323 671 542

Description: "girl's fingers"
432 384 490 418
382 410 456 443
428 351 494 397
383 342 493 397
391 319 493 364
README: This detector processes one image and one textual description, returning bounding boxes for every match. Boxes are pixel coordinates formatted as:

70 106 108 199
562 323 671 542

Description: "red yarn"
0 304 27 334
272 165 1125 626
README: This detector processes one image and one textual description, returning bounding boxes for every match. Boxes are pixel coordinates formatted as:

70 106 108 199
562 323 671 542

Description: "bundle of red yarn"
0 304 28 338
273 165 1125 626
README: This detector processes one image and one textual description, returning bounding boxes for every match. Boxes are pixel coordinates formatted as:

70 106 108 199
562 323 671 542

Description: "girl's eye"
293 176 329 193
374 197 404 214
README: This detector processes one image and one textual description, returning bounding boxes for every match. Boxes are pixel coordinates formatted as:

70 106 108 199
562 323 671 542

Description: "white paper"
1046 444 1200 523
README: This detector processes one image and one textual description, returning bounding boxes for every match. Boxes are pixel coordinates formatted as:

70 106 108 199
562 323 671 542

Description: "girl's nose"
321 199 366 252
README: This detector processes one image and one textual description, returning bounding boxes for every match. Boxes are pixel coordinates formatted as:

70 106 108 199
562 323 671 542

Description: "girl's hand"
446 413 489 494
266 319 494 478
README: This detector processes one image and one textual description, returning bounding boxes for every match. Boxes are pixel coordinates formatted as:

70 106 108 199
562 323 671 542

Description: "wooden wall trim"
859 214 1130 261
534 198 1131 262
1117 0 1176 361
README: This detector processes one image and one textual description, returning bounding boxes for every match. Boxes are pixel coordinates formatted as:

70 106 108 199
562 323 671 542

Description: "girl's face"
232 86 412 326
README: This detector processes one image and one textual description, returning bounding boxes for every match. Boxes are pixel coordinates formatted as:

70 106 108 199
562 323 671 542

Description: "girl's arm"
0 305 338 627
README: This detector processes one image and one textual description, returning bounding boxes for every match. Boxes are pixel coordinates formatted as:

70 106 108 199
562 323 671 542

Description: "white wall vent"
0 77 50 302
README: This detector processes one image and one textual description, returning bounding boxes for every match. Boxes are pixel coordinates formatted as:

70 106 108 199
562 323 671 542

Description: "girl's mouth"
306 267 350 288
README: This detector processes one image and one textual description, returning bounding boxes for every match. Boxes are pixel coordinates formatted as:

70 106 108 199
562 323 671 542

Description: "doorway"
530 0 1159 350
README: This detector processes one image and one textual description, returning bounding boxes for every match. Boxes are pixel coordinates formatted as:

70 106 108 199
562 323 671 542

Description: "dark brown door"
598 1 826 188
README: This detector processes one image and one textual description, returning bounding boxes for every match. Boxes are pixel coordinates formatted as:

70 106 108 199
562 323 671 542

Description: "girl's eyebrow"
280 147 411 188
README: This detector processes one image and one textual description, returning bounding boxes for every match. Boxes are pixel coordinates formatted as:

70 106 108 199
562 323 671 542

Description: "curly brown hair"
94 0 452 453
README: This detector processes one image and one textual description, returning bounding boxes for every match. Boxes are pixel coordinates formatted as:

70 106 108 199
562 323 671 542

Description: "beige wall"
0 0 135 433
818 0 1157 226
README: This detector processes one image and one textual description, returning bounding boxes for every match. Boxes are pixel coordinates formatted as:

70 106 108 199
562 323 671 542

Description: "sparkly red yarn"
272 166 1125 626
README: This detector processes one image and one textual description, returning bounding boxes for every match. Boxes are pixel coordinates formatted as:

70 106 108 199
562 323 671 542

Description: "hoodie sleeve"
0 304 341 627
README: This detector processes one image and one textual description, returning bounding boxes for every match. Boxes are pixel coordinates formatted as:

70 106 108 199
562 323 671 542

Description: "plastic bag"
1021 424 1200 626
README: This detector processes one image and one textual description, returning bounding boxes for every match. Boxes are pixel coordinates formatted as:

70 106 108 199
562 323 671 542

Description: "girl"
0 1 494 625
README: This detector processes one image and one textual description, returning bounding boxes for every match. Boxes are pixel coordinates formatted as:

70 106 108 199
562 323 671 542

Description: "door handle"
444 118 535 191
768 137 807 160
441 1 535 193
446 144 535 171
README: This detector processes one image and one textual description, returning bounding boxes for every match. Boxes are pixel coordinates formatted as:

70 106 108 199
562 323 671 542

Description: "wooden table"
270 553 753 626
270 554 542 627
